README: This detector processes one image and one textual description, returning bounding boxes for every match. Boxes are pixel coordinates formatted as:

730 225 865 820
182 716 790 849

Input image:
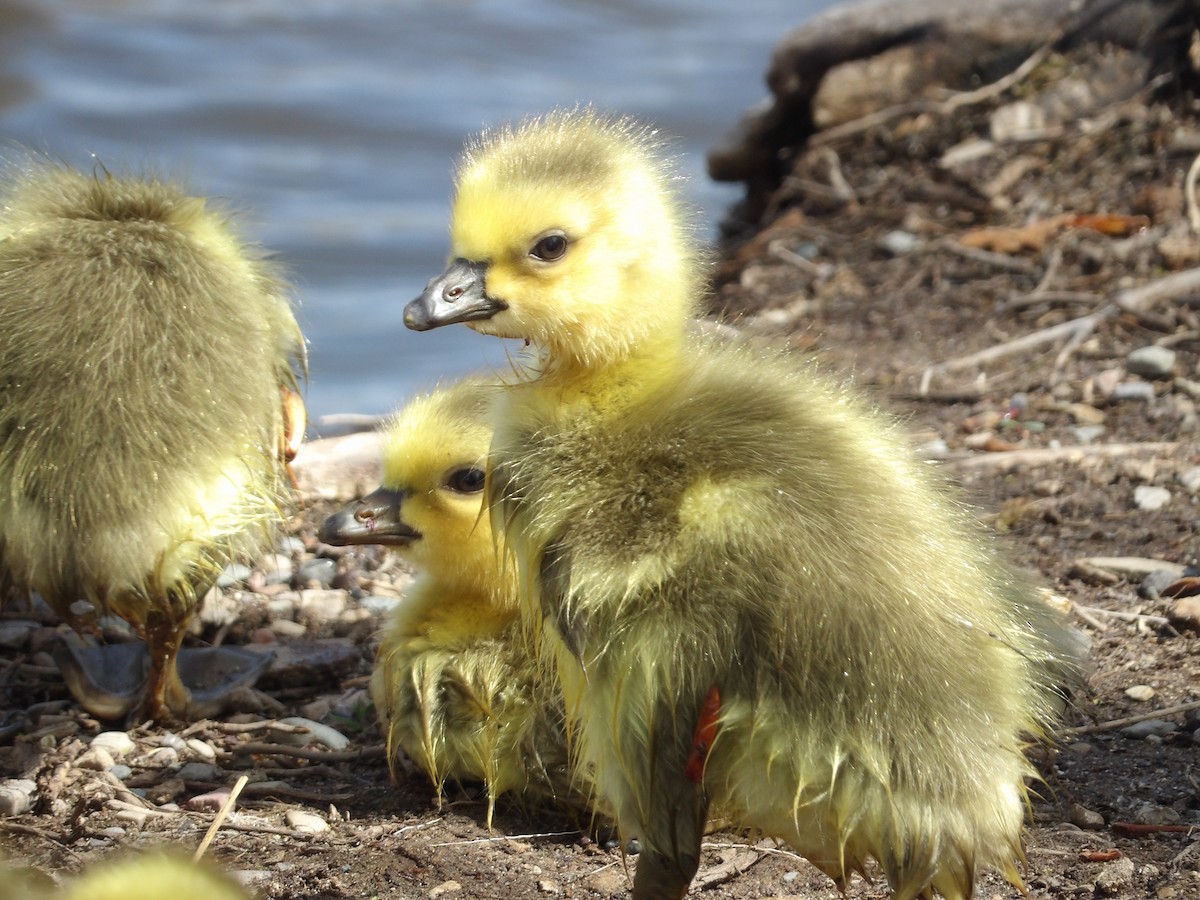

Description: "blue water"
0 0 834 425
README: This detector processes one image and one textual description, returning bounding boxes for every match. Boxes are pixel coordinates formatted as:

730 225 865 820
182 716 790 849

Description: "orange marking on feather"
684 682 720 783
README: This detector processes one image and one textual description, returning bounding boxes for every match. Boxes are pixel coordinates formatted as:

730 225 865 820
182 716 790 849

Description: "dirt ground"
3 46 1200 900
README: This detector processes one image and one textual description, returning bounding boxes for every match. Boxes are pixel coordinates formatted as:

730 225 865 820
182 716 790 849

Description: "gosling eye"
446 466 486 494
529 232 568 262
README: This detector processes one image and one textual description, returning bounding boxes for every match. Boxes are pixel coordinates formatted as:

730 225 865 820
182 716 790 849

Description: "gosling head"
405 109 704 372
318 378 496 587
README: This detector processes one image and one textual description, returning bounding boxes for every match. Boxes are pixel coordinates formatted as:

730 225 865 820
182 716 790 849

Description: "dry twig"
193 774 247 862
1061 699 1200 736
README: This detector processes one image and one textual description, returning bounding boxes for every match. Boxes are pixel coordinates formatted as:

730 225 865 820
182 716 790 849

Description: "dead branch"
1060 699 1200 736
222 741 387 763
944 442 1179 472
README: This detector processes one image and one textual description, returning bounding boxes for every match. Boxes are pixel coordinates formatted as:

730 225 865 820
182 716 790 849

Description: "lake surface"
0 0 835 426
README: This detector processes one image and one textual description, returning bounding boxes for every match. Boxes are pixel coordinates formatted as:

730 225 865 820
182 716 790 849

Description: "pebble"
260 553 294 585
216 563 253 588
429 881 462 898
271 619 308 639
1132 803 1182 826
299 557 337 587
267 595 298 618
360 595 403 616
879 230 920 255
74 747 116 771
1120 719 1177 739
1133 485 1171 510
0 620 39 650
91 731 136 757
0 779 36 816
109 764 133 780
177 762 222 782
1126 345 1177 379
1071 424 1106 445
1142 568 1187 599
1176 376 1200 398
139 746 179 768
276 536 306 555
537 880 561 894
230 871 272 888
285 809 329 834
272 717 350 751
1094 856 1135 896
186 738 217 760
113 807 148 826
1068 802 1105 829
158 733 186 752
187 788 232 812
296 589 346 621
1125 684 1155 701
1178 466 1200 493
1110 382 1156 402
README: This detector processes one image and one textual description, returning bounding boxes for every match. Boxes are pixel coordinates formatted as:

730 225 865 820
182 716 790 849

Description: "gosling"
319 376 581 826
403 109 1086 900
0 162 305 722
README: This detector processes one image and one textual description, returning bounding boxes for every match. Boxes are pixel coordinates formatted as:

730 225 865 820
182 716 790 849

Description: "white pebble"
429 881 462 898
285 809 329 834
1125 684 1155 701
113 807 148 827
271 619 307 639
186 738 217 760
1178 466 1200 493
0 779 36 816
273 717 350 751
91 731 136 757
158 733 186 751
1133 485 1171 511
74 747 116 771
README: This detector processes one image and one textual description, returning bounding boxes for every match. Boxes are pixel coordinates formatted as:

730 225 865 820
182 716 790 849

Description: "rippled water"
0 0 833 424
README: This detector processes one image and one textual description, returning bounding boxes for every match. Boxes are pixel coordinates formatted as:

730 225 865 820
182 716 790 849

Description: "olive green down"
0 163 304 720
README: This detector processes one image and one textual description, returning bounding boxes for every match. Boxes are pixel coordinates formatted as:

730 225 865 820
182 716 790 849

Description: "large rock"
708 0 1195 197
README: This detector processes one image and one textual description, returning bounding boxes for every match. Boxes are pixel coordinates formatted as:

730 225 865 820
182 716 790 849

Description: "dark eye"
446 467 486 494
530 232 568 262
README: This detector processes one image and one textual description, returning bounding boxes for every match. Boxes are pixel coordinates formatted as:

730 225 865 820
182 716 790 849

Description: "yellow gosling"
0 162 305 722
319 377 581 826
403 109 1086 900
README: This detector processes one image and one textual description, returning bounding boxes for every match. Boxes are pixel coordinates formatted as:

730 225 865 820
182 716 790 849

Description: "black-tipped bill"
404 258 506 331
318 486 420 546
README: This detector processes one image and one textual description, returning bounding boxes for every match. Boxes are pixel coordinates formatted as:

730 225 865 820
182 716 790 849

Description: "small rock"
270 619 308 639
879 230 920 255
1068 802 1105 829
1110 382 1156 403
429 881 462 898
139 746 179 768
782 870 801 883
1120 719 1178 739
1181 596 1200 632
1177 466 1200 493
229 870 272 888
1094 856 1135 896
186 738 217 761
113 807 148 826
360 595 402 616
272 717 350 751
267 595 298 618
91 731 136 757
187 788 232 813
285 809 329 834
299 558 337 588
1132 803 1182 826
1127 345 1177 380
0 779 36 816
298 698 333 722
260 553 294 585
1133 485 1171 511
296 589 346 622
1092 368 1122 398
0 620 38 650
1067 402 1105 425
537 880 561 894
1125 684 1155 702
216 563 253 588
1142 568 1185 599
1176 376 1200 398
109 764 133 780
1071 424 1106 445
177 762 222 782
74 747 116 771
158 733 186 752
584 870 626 895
